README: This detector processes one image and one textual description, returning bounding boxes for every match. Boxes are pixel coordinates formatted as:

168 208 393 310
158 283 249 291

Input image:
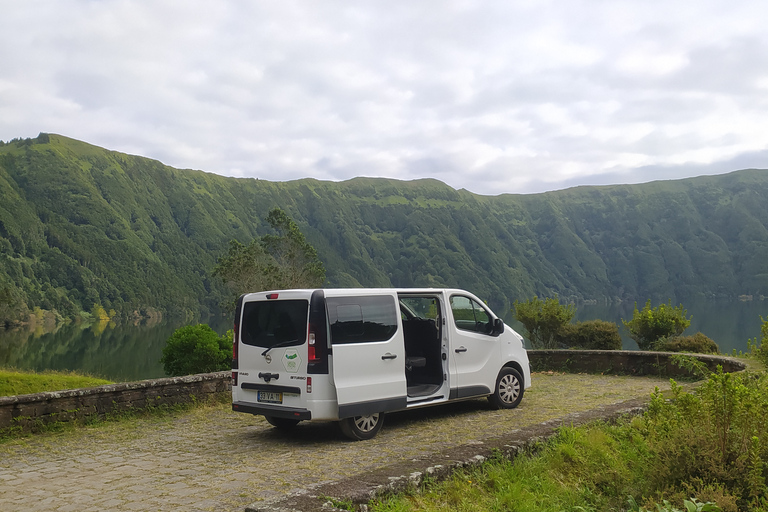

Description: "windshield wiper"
261 339 300 356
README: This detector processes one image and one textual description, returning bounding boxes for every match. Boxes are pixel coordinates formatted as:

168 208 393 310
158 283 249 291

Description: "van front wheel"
338 413 384 441
488 367 524 409
265 416 300 430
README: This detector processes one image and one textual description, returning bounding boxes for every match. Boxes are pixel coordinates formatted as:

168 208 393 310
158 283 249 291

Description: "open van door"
326 293 408 419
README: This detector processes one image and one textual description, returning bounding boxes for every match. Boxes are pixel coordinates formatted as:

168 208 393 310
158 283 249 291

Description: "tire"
264 416 300 430
338 413 385 441
488 367 524 409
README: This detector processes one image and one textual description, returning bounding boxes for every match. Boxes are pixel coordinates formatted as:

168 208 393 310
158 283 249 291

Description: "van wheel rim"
354 414 380 433
498 374 520 403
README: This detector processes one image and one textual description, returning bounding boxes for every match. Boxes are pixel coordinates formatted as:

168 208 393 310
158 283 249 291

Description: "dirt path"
0 373 672 512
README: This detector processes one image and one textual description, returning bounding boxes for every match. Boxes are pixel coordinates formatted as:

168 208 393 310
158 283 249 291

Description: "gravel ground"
0 372 674 512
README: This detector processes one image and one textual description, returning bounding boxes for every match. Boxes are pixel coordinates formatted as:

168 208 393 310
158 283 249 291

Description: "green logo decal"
282 349 301 373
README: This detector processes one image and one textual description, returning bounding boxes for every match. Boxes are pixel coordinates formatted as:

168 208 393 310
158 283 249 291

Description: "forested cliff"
1 133 767 325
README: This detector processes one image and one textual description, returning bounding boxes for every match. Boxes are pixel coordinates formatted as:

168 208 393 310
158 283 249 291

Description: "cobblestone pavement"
0 373 673 512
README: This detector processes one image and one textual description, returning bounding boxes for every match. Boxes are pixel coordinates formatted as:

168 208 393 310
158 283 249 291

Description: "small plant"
513 296 575 349
656 332 719 354
669 354 712 380
557 320 623 350
160 324 232 377
622 299 691 351
630 498 722 512
628 497 722 512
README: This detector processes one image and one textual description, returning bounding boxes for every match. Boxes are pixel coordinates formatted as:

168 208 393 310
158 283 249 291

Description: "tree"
212 239 275 297
622 299 691 351
261 208 326 289
213 208 325 301
160 324 232 376
513 296 575 349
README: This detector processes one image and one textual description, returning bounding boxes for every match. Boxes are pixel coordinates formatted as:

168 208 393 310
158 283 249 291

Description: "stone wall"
0 371 231 435
527 350 746 377
0 351 747 435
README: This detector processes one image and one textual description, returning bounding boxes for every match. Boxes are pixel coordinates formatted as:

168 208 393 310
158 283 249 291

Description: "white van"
231 288 530 440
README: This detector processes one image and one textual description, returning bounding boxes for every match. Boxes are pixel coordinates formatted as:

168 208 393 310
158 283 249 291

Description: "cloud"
2 0 768 195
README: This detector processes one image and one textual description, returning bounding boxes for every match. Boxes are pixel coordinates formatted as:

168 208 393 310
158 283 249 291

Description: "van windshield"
240 299 308 349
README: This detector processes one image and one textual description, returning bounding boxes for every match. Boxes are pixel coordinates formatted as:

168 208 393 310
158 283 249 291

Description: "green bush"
642 371 768 510
371 371 767 511
655 332 719 354
557 319 623 350
160 324 232 377
752 316 768 368
622 299 692 351
513 296 575 349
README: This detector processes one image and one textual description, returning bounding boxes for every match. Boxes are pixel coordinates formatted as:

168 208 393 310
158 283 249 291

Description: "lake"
0 299 765 383
0 316 233 383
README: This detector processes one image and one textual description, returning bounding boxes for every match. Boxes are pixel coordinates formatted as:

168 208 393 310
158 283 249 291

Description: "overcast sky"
2 1 768 195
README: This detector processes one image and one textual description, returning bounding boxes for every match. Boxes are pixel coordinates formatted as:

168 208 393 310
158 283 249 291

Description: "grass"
0 367 112 397
368 419 727 512
368 422 642 512
369 366 768 512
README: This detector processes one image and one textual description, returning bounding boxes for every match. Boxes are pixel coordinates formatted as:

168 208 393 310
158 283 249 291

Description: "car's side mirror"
492 318 504 336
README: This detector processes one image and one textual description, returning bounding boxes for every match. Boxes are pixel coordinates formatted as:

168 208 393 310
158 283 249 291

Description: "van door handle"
455 346 468 353
381 353 397 360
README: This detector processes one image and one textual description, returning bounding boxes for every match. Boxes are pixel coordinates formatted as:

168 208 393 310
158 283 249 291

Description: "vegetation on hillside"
1 133 768 326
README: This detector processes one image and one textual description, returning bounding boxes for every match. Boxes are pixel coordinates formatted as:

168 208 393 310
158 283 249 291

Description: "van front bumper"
232 401 312 421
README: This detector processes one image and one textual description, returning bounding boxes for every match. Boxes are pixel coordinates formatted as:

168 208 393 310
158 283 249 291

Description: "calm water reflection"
0 316 232 382
0 300 765 383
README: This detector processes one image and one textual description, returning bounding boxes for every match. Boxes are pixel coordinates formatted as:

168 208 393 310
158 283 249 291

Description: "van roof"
240 288 479 299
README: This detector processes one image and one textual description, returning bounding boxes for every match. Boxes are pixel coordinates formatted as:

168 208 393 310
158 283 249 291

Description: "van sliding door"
327 294 407 418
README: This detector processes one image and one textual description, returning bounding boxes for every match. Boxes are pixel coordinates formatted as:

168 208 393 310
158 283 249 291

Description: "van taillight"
307 377 312 393
232 322 239 368
233 294 244 371
307 290 329 374
231 323 239 386
308 331 318 362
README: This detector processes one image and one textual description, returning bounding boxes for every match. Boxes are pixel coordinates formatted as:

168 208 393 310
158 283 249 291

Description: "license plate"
257 391 283 404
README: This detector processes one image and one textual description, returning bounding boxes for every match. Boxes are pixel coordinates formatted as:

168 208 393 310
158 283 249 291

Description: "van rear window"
327 296 398 344
240 300 308 348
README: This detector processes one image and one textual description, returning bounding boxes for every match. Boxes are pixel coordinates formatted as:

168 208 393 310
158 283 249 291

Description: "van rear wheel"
265 416 300 430
488 367 524 409
338 413 384 441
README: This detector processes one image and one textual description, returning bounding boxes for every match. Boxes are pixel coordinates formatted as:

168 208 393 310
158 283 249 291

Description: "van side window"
240 300 309 348
327 296 398 344
450 295 493 335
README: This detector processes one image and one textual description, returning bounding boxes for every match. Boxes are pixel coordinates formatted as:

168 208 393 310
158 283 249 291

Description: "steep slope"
0 133 766 325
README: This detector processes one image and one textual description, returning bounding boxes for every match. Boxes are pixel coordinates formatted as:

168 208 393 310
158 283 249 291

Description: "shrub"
655 332 719 354
513 296 575 349
556 320 623 350
642 371 768 510
622 299 691 351
160 324 232 377
751 316 768 368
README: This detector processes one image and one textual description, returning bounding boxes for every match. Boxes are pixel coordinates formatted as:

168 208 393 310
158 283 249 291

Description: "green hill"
1 133 767 325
